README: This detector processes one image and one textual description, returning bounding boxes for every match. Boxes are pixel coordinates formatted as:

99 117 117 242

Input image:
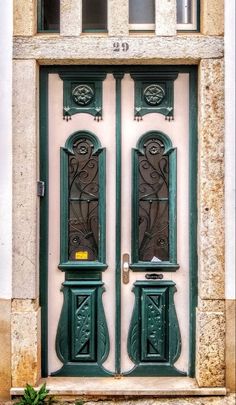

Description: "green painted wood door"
40 66 197 378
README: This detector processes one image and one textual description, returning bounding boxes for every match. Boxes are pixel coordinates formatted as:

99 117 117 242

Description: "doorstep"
11 377 227 398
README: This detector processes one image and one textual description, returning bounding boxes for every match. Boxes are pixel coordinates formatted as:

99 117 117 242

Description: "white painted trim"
225 0 236 300
0 0 13 299
129 24 155 31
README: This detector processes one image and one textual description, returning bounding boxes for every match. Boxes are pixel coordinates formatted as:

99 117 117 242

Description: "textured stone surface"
60 0 82 36
155 0 176 36
196 310 225 387
13 0 36 36
198 59 225 300
2 396 236 405
0 300 11 400
11 300 41 387
11 377 227 396
13 36 224 63
226 300 236 391
201 0 224 36
198 298 225 313
108 0 129 36
12 60 39 299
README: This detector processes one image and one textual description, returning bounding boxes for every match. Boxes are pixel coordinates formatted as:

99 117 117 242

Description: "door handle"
122 253 130 284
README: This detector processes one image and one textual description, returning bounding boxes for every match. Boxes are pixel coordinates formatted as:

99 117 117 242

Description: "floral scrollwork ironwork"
138 138 169 262
68 138 99 261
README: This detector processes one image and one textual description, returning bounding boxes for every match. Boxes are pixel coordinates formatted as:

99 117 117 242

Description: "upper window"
176 0 198 30
82 0 107 32
37 0 60 32
129 0 155 31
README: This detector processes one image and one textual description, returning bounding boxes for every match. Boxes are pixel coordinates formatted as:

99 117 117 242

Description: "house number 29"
113 42 129 52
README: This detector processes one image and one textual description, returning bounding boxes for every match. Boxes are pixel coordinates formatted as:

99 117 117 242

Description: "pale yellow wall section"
11 299 41 387
0 300 11 400
14 0 36 36
201 0 224 35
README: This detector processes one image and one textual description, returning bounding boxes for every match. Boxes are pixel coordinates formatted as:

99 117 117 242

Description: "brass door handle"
122 253 130 284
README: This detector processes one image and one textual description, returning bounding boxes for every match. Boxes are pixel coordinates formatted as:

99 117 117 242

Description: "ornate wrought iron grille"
68 138 99 261
138 138 169 262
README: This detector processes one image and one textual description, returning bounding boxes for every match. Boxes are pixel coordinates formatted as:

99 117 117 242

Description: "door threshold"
11 377 227 398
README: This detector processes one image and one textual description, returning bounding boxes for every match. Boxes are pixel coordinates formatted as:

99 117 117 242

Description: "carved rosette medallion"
144 84 165 106
59 71 107 121
72 85 94 106
130 71 179 121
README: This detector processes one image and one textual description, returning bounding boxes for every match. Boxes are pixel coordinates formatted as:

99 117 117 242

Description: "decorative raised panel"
126 281 185 376
59 71 107 121
130 71 178 121
53 281 111 376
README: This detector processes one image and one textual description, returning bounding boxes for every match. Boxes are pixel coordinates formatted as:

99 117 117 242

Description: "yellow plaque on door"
75 251 88 260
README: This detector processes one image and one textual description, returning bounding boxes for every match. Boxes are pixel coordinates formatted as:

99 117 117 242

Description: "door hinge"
37 181 45 197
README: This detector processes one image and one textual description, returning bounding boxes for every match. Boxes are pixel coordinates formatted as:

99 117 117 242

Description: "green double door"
41 66 197 377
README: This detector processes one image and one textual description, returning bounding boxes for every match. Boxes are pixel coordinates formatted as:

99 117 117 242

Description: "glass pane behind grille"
41 0 60 31
177 0 192 24
138 139 169 262
129 0 155 24
68 138 99 261
82 0 107 30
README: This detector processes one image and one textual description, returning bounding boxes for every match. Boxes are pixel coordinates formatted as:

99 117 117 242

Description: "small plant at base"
17 383 54 405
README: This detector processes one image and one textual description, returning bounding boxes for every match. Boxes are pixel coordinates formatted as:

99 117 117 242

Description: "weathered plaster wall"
0 0 13 399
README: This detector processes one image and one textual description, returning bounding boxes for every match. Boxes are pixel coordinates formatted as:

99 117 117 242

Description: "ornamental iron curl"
68 138 99 261
138 138 169 262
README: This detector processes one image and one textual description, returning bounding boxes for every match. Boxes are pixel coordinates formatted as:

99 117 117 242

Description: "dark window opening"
82 0 107 31
38 0 60 32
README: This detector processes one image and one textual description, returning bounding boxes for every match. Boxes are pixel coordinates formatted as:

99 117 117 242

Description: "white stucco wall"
0 0 13 299
225 0 236 300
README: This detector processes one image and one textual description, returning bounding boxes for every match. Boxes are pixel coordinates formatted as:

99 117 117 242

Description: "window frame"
177 0 199 32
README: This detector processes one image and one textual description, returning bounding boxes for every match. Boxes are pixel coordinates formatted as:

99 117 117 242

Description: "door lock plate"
122 253 130 284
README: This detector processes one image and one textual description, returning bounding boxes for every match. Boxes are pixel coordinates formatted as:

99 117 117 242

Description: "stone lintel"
14 0 36 36
198 58 225 300
60 0 82 36
155 0 177 36
13 35 224 63
13 59 39 300
196 309 225 387
108 0 129 36
201 0 224 36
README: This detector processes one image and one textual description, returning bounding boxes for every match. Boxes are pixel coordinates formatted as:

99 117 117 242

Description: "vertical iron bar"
113 72 124 375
